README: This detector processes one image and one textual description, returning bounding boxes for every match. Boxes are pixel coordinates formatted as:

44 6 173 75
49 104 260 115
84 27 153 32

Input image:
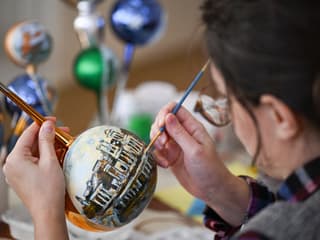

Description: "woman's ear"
260 94 300 140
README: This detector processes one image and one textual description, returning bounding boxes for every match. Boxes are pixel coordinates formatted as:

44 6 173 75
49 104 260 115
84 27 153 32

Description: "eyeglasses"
194 85 231 127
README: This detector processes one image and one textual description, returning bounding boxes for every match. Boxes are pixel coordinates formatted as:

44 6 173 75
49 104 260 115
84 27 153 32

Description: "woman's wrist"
33 207 69 240
205 173 250 226
30 198 65 221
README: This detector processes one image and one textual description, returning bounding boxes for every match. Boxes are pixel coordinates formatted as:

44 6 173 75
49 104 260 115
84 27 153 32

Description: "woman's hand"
150 102 250 225
3 120 69 239
150 102 229 200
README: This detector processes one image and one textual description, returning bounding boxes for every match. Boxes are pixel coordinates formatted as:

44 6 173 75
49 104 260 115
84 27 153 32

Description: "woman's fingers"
152 150 170 168
156 102 176 128
174 106 209 144
152 137 182 168
38 121 58 168
151 102 209 148
164 113 199 153
150 102 176 146
12 122 40 154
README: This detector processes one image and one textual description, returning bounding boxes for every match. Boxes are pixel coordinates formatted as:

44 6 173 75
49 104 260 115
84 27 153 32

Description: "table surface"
0 197 197 239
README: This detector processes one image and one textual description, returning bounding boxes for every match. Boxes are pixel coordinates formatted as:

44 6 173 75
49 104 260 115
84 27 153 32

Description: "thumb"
165 113 198 153
38 120 57 165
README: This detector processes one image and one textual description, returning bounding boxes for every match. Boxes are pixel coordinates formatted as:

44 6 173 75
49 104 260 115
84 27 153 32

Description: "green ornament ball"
73 46 117 92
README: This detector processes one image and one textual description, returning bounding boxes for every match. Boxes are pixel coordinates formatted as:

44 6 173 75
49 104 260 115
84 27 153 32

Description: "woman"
3 0 320 239
151 0 320 239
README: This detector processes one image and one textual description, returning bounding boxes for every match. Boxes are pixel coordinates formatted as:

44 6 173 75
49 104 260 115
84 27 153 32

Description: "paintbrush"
144 59 210 154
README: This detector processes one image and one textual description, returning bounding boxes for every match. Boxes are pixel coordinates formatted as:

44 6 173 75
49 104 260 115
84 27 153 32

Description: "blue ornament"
110 0 165 45
4 86 52 153
4 74 49 116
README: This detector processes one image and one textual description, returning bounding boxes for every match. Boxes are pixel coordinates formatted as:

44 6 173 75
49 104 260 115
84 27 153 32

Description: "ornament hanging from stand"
73 0 120 125
109 0 166 123
3 20 56 153
73 46 118 125
3 74 55 153
71 0 166 126
4 20 53 68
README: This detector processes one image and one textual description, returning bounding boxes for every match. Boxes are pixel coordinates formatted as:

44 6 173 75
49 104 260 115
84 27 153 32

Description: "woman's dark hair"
201 0 320 161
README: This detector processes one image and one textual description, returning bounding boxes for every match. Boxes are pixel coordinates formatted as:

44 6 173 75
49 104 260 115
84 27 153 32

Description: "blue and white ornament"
110 0 165 46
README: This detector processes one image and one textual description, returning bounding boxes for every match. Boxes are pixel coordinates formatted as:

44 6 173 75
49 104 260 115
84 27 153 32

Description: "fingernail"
154 139 164 150
43 121 54 134
166 114 177 126
159 134 167 145
160 161 169 168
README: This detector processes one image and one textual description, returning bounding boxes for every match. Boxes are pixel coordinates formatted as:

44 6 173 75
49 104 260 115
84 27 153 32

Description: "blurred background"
0 0 207 135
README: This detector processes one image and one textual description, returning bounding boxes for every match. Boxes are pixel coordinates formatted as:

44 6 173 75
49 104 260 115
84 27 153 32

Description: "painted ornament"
4 20 52 67
64 126 157 229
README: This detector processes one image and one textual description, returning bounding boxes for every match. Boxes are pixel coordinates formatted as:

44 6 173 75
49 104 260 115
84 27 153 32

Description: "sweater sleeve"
203 176 276 240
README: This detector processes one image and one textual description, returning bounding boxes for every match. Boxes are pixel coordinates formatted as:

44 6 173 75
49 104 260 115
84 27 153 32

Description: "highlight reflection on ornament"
4 20 52 67
0 82 157 230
